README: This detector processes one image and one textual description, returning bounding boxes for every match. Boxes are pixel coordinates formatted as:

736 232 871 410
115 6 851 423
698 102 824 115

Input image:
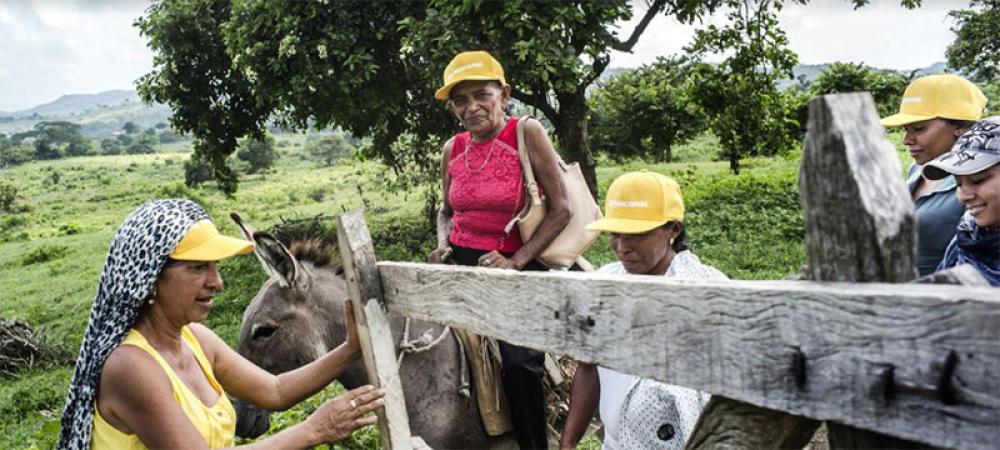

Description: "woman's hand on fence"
478 251 520 270
427 246 452 264
305 385 384 444
343 301 362 357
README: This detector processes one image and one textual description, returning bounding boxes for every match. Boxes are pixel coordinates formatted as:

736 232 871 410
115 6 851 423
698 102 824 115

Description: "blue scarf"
938 214 1000 286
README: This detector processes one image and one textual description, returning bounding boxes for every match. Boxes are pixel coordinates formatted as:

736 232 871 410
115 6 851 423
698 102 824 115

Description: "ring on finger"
350 399 358 409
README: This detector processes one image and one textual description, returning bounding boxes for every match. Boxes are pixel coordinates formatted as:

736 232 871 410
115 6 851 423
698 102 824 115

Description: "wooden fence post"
800 92 923 448
337 211 413 450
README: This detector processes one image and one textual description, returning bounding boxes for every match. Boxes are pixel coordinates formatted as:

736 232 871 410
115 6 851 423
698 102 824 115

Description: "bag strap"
504 116 544 233
515 116 541 200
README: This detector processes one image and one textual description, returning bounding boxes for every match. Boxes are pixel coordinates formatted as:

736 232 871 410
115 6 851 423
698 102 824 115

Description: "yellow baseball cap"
169 219 254 261
880 74 987 127
586 171 684 234
434 51 507 100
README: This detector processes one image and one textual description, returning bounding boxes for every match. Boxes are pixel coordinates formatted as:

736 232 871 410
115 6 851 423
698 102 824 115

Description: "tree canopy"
236 134 277 175
31 121 90 160
946 0 999 83
808 62 911 117
589 57 706 163
137 0 922 195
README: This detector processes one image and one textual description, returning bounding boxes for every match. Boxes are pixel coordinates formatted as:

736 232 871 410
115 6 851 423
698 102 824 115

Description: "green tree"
946 0 999 82
684 1 918 173
100 138 124 155
807 62 911 117
138 0 921 194
122 121 141 135
308 134 352 166
0 181 18 215
813 63 911 114
982 80 1000 113
126 133 158 154
184 153 216 188
32 121 90 160
136 0 271 195
685 1 800 174
0 136 33 167
158 129 181 144
236 134 277 175
589 57 706 162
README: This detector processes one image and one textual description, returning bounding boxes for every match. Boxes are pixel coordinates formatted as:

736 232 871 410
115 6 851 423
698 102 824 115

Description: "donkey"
229 214 516 449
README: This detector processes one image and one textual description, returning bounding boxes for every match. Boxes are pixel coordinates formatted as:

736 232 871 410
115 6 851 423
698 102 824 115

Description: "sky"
0 0 971 112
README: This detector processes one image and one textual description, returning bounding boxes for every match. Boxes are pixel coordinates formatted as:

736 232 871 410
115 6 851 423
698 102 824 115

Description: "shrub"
369 214 436 262
683 166 805 279
157 183 207 207
184 157 215 187
308 188 325 203
0 182 18 214
1 214 26 230
20 244 69 266
57 223 83 236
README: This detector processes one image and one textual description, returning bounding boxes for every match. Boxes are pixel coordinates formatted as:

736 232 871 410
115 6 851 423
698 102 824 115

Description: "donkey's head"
230 213 351 437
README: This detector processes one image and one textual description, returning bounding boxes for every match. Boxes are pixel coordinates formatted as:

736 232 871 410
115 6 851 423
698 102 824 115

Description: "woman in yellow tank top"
58 200 385 449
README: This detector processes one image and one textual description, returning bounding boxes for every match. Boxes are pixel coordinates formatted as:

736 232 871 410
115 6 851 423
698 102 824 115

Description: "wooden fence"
336 93 999 450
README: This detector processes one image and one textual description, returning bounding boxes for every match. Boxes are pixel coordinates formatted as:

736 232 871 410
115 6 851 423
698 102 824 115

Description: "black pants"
451 244 548 450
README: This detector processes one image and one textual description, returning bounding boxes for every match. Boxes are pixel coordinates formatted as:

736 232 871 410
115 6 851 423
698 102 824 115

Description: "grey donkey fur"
229 213 516 449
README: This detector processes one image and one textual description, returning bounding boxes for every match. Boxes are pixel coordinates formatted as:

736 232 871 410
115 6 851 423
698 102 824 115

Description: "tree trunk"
554 93 599 200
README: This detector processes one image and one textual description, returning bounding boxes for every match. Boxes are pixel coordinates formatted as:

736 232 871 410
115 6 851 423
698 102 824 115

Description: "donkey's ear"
230 212 257 242
252 231 304 289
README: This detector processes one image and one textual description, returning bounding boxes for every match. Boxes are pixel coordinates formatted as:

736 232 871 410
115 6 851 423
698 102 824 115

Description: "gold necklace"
464 140 495 173
464 117 508 173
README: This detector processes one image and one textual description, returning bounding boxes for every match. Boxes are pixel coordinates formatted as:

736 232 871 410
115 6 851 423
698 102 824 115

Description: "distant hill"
783 62 948 90
0 90 140 119
0 90 173 138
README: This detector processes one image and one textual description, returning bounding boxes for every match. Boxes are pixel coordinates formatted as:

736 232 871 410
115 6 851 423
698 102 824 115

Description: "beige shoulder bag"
503 116 601 269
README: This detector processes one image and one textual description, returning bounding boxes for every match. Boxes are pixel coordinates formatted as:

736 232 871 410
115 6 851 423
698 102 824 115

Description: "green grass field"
0 130 912 448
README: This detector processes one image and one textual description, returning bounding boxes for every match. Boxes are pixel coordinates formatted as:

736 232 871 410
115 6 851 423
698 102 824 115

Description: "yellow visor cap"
880 74 987 127
586 171 684 234
169 219 254 261
434 51 507 100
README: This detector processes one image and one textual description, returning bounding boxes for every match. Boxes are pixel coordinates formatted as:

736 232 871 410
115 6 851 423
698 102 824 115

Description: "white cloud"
0 0 977 112
0 0 152 112
610 0 968 71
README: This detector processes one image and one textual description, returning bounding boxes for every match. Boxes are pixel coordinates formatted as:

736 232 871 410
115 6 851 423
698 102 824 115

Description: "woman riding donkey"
427 50 571 449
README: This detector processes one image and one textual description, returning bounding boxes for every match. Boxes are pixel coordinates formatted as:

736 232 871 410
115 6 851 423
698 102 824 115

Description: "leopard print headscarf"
57 199 209 449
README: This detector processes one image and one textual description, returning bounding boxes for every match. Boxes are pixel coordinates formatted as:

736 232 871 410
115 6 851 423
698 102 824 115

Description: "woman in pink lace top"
426 50 570 449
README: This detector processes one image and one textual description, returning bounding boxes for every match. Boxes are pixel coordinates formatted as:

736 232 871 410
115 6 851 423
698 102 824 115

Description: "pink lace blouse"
447 117 529 253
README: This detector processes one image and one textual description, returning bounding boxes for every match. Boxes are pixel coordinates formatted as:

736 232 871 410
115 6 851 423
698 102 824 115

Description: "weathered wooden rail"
337 93 999 450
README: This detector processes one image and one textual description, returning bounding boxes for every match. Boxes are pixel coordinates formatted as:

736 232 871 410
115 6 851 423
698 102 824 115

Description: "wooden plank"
686 398 820 449
799 93 918 283
801 93 925 448
336 212 412 450
916 264 991 286
378 262 1000 450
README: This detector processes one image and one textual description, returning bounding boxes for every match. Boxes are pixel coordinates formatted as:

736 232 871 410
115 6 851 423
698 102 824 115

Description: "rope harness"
397 318 471 398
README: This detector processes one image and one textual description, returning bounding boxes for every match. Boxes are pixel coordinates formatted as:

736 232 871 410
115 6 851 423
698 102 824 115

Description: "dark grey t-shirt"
908 164 965 276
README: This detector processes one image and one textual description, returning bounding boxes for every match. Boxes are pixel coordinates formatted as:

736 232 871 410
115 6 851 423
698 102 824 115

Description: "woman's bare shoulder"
102 343 167 387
